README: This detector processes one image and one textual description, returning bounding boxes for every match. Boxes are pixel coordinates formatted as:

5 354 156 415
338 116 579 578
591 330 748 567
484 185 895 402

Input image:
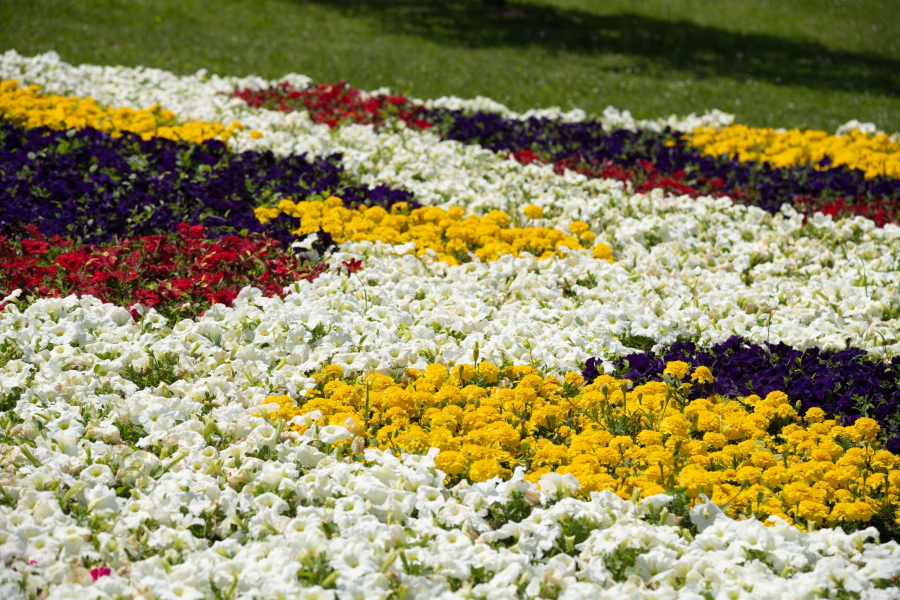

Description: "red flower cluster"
795 195 891 227
0 224 327 319
233 81 432 130
551 156 729 199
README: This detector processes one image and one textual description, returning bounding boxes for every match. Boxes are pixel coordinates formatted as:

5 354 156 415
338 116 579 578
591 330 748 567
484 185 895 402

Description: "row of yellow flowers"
0 79 262 143
689 124 900 179
255 197 614 265
264 360 899 532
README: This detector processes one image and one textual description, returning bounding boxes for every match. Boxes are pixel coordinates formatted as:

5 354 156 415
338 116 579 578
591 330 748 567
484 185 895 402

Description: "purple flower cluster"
583 337 900 450
427 110 900 224
0 122 416 246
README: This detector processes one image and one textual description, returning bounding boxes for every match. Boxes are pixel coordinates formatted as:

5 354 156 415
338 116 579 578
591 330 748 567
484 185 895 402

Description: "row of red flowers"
539 153 893 226
233 81 433 130
1 224 327 320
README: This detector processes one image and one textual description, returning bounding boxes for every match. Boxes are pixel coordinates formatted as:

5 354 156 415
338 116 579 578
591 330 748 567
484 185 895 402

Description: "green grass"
2 0 899 131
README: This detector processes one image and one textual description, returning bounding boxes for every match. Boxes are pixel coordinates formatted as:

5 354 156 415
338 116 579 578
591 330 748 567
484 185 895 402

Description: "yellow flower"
663 361 691 380
0 79 229 143
564 371 585 388
435 450 467 476
591 243 614 262
829 501 874 523
796 500 830 524
469 458 505 482
569 221 590 235
523 205 544 219
268 360 900 529
476 361 500 384
853 417 880 442
804 407 826 423
690 366 714 384
689 124 900 179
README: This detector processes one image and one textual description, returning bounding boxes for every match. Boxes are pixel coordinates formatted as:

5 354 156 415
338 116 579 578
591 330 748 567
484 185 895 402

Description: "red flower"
22 239 49 255
513 149 538 164
342 258 364 273
207 289 238 306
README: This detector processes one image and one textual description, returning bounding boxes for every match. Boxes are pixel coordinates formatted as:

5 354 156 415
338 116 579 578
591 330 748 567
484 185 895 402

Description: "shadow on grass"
304 0 900 97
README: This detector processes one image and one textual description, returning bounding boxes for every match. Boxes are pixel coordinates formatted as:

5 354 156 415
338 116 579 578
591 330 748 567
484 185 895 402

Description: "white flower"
319 425 353 445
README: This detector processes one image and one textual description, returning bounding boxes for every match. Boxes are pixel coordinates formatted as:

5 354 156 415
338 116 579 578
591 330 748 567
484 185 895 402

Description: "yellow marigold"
477 361 500 384
424 363 449 386
395 426 431 454
429 428 459 452
663 361 691 380
853 417 880 442
450 364 477 385
888 470 900 488
776 404 798 420
523 204 544 219
322 364 345 379
569 221 590 235
750 450 778 469
635 430 663 447
435 450 468 477
592 243 614 261
804 407 826 423
690 366 714 384
564 371 585 388
829 501 874 523
763 391 790 407
469 458 505 482
795 500 830 525
660 413 690 438
761 465 790 489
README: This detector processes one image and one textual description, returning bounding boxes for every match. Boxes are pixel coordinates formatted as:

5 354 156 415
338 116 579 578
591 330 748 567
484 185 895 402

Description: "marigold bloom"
523 204 544 219
435 450 467 476
690 366 714 384
469 458 504 482
663 361 691 380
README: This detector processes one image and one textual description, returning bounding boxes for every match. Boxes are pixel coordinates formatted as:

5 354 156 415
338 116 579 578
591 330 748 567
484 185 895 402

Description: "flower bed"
1 51 900 599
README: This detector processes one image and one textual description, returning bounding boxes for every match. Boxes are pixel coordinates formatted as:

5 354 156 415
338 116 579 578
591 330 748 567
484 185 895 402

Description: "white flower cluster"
1 309 898 600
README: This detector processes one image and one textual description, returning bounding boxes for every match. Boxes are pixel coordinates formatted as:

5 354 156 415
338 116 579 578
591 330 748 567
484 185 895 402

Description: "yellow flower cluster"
0 79 248 143
254 196 614 265
265 361 900 529
690 124 900 179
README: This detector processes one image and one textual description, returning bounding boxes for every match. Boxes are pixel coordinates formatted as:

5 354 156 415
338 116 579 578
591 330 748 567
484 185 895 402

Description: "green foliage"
489 490 534 527
296 553 338 588
603 546 645 582
115 419 149 446
551 515 601 556
121 353 182 389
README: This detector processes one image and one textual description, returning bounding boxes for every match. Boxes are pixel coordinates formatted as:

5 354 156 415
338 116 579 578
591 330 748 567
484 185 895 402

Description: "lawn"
2 0 899 131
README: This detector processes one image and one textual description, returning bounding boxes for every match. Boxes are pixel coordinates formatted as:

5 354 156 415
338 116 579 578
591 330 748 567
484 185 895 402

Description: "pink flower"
90 567 111 581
